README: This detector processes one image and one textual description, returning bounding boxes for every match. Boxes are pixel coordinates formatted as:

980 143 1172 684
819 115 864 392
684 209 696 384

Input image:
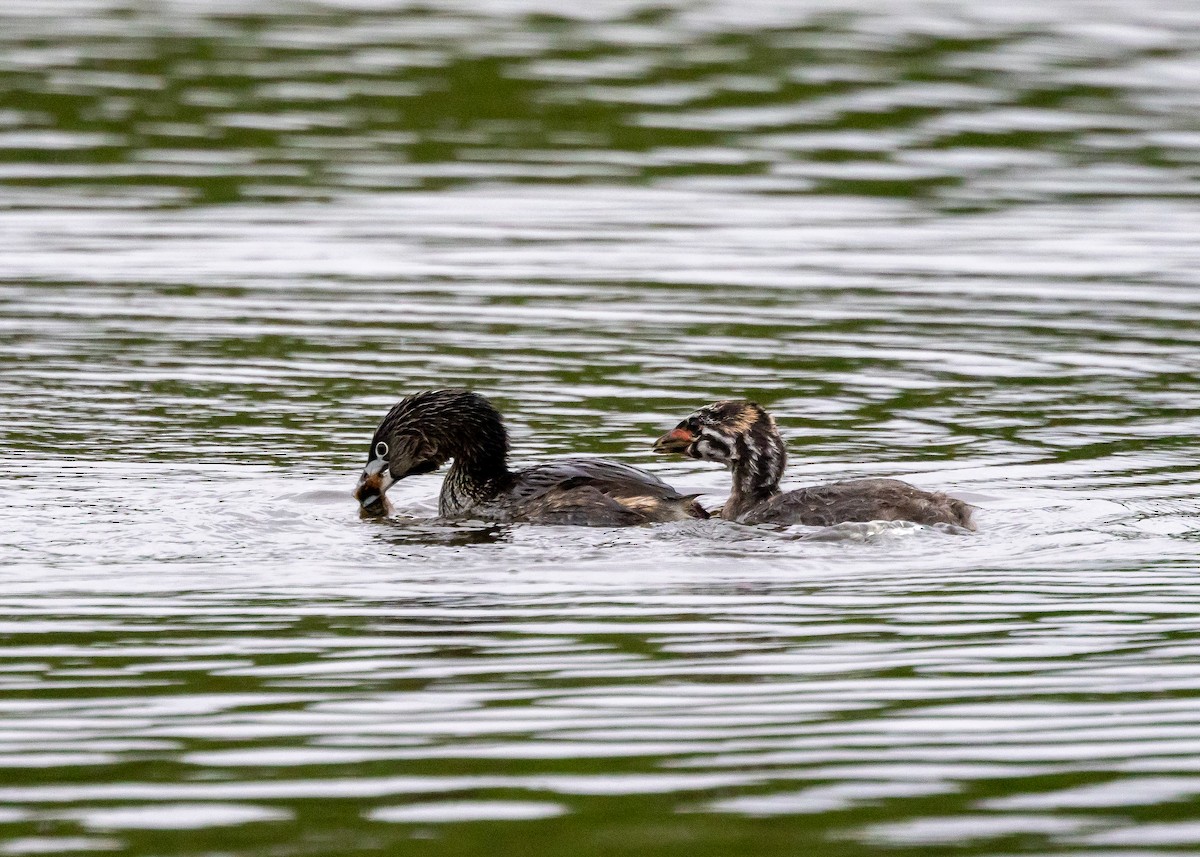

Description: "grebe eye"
374 441 389 459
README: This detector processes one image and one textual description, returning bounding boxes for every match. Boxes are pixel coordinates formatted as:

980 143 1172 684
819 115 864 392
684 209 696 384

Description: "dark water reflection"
3 1 1200 856
3 0 1199 206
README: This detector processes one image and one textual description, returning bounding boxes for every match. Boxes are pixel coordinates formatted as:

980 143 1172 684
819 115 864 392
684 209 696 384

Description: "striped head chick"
653 400 787 519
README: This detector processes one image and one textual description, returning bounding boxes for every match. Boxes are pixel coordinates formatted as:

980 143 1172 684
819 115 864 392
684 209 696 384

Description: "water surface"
3 1 1200 855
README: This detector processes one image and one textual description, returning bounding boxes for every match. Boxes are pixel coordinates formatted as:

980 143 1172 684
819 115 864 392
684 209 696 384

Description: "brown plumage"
653 400 974 530
354 389 707 526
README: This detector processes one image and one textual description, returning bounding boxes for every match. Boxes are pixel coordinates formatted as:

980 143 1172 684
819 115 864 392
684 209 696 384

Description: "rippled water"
4 1 1200 855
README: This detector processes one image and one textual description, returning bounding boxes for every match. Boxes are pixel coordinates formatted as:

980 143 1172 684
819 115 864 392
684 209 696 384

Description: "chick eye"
374 441 389 459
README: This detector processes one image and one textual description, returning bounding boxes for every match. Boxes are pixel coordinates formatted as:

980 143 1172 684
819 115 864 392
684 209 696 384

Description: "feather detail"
359 390 705 526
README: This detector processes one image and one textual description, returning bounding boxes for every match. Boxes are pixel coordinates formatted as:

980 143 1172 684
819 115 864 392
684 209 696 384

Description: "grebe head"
653 400 786 491
353 389 507 512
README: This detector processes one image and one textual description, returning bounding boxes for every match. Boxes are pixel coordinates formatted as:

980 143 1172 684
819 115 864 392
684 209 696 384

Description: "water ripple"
3 1 1200 855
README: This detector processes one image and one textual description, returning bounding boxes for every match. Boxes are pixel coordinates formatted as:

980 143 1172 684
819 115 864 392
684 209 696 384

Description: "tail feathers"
688 496 711 520
612 492 710 522
942 496 976 531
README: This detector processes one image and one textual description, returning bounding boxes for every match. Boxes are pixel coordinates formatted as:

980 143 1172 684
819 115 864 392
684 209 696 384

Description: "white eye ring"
374 441 389 459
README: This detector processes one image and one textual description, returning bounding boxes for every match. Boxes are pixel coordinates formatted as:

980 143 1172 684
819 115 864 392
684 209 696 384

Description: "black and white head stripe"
692 424 735 463
678 401 764 457
679 400 787 494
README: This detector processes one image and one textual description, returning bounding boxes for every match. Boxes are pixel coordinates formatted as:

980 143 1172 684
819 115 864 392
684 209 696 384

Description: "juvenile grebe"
653 400 974 529
355 389 707 526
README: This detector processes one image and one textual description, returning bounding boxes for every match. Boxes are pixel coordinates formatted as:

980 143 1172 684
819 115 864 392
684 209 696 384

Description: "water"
3 0 1200 854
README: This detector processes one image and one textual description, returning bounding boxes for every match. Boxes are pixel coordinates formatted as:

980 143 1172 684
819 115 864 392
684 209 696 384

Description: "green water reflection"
2 3 1191 205
4 2 1200 856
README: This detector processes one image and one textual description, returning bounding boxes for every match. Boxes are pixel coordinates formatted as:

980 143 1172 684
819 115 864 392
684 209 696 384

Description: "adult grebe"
355 389 707 526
